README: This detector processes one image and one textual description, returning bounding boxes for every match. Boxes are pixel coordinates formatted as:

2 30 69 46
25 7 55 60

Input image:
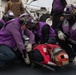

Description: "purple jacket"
52 0 64 12
0 19 6 29
0 19 5 25
0 18 34 53
34 22 56 39
62 19 76 41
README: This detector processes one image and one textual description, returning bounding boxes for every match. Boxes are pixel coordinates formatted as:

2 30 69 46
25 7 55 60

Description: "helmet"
19 13 30 19
63 5 76 19
3 11 14 22
29 19 39 30
64 5 73 15
52 48 69 66
19 13 32 26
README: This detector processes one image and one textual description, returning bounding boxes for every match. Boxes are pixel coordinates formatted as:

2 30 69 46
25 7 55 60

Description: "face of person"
21 24 27 30
34 25 38 30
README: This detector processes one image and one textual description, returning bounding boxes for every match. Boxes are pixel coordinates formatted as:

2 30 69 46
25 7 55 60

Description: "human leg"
0 45 16 64
29 50 44 63
52 14 61 30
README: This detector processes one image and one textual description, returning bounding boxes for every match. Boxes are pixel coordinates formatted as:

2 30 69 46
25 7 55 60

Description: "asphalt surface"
0 36 76 75
0 62 76 75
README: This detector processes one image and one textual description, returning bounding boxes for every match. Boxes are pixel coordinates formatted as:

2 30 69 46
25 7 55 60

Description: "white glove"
26 43 32 52
58 31 66 40
24 53 30 64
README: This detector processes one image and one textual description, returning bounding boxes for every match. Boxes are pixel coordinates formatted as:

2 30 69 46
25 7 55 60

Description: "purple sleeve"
24 29 35 44
50 27 56 37
6 22 25 54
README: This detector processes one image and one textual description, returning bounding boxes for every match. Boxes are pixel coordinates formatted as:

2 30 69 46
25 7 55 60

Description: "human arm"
55 21 66 40
6 22 26 55
24 29 35 52
24 28 35 44
55 21 63 33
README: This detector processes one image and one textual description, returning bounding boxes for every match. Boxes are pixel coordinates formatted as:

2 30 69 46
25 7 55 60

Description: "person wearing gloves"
50 0 67 29
30 20 56 44
0 13 34 65
56 5 76 64
0 10 14 29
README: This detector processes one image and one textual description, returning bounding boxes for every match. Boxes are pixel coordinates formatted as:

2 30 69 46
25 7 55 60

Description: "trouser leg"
52 15 61 30
0 45 16 64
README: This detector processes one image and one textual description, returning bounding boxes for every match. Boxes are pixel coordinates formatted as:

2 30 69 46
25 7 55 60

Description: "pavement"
0 32 76 75
0 62 76 75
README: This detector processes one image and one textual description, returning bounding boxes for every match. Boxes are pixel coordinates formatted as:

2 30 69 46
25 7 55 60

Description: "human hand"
26 43 32 52
60 16 64 21
58 31 66 40
50 16 52 20
24 53 30 64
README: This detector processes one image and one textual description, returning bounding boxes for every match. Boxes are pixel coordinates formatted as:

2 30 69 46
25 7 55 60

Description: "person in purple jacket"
50 0 67 29
30 20 56 44
0 11 14 29
56 5 76 64
0 13 35 65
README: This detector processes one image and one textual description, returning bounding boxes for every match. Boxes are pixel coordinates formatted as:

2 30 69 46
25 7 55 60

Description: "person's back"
31 21 56 44
5 0 25 18
0 18 20 48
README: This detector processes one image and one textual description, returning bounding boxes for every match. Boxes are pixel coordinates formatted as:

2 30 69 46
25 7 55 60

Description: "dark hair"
19 17 28 25
2 11 14 22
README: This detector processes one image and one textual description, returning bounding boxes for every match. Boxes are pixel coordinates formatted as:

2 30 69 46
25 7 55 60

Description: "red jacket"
33 44 60 64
